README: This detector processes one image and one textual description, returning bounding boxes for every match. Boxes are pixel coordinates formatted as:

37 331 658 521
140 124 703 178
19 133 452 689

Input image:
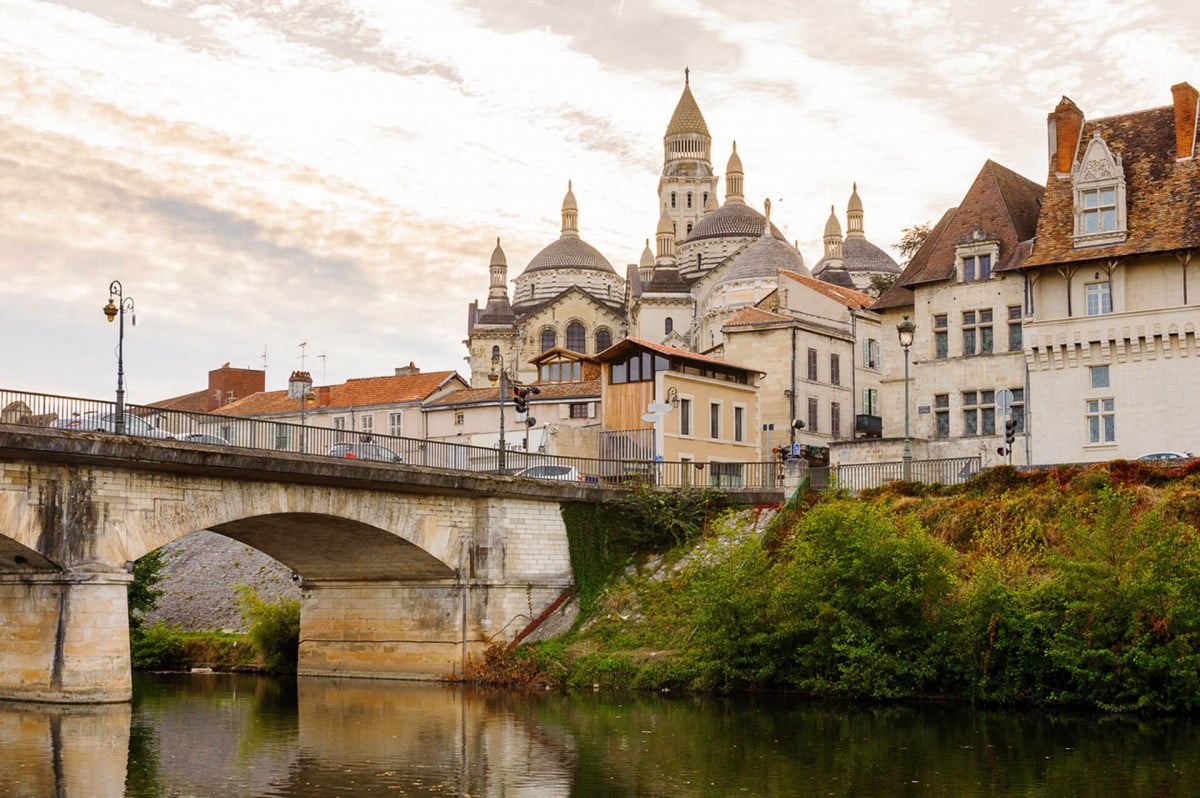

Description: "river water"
0 672 1194 797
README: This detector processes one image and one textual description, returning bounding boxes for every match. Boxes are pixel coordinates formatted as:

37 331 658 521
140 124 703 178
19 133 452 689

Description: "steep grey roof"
685 203 785 243
718 235 809 284
813 236 900 276
645 264 690 293
816 264 856 289
522 236 615 275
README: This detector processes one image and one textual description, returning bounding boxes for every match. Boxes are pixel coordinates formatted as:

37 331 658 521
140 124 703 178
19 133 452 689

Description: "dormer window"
955 235 999 283
1072 132 1128 247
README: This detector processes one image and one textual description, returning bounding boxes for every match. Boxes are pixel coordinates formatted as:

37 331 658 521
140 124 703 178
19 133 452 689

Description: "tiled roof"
779 269 874 309
871 160 1042 309
521 235 615 275
426 380 600 408
718 234 808 284
666 78 710 137
214 371 463 417
724 306 792 327
594 337 761 375
685 202 786 243
149 389 211 412
1025 105 1200 267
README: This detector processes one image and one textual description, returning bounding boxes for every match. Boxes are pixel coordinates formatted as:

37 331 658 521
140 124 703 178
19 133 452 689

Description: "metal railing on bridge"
0 390 980 493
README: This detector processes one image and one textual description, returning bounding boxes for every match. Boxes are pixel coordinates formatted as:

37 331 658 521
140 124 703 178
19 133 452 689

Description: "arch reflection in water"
0 701 130 798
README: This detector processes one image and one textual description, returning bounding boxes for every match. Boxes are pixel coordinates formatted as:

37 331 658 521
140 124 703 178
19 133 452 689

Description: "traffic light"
997 446 1009 457
512 385 541 415
1005 416 1018 446
772 446 788 463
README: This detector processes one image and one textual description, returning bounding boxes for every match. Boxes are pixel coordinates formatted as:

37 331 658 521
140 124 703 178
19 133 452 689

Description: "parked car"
515 464 584 482
177 433 230 446
1137 451 1192 463
327 442 404 463
52 411 174 439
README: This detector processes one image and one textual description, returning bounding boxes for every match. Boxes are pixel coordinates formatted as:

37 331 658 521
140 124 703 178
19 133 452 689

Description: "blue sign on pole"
792 443 801 456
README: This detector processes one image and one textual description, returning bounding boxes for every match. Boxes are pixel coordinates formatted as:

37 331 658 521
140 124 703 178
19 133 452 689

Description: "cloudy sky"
2 0 1196 402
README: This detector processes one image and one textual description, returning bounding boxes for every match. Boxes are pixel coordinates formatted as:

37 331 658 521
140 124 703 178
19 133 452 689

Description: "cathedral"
464 71 900 388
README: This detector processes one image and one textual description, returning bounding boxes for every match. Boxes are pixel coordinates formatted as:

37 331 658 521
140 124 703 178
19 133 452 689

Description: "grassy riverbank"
483 462 1200 712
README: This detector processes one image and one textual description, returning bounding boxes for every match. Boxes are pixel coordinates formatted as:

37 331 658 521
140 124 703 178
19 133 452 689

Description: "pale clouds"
1 0 1197 400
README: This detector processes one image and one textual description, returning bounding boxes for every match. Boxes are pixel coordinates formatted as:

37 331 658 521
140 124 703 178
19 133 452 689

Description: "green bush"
131 621 188 670
237 585 300 672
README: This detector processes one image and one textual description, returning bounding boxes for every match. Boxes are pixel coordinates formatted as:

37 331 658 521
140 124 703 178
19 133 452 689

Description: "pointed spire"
665 69 710 138
846 182 865 239
561 180 579 238
478 237 514 325
724 142 745 205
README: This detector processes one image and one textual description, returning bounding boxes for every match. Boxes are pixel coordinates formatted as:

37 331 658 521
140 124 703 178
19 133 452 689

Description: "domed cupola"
812 184 900 292
513 181 622 312
725 141 745 204
717 200 809 286
638 239 655 285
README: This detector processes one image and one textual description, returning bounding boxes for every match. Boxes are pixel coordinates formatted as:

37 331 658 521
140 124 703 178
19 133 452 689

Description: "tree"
894 222 933 266
128 550 165 635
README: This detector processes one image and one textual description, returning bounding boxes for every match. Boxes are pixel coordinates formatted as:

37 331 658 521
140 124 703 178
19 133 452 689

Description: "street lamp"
897 315 916 481
487 352 508 472
102 280 135 435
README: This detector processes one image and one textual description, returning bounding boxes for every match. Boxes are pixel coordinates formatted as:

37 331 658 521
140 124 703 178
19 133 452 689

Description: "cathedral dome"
840 237 900 275
685 202 785 243
718 234 809 285
523 237 615 274
665 71 710 138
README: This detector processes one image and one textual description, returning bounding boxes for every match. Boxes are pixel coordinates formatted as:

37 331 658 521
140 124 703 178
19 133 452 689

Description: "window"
934 394 949 438
1090 365 1110 389
709 462 744 488
807 348 818 381
830 402 841 438
1087 398 1116 444
1008 306 1023 352
334 417 346 430
808 397 818 433
733 406 745 442
830 354 841 386
454 412 464 426
540 328 556 352
963 253 992 282
962 390 996 436
679 398 692 436
362 415 373 433
570 403 589 419
566 322 585 352
609 350 669 384
702 192 709 207
389 412 402 437
595 329 611 352
670 192 677 208
1008 388 1026 434
686 222 693 235
862 388 879 417
1086 282 1112 316
687 192 693 209
1081 188 1118 234
863 338 880 369
962 309 993 356
934 314 948 359
665 317 673 335
710 402 720 439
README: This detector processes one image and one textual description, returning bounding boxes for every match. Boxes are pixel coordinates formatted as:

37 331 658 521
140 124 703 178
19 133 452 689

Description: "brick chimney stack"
1048 96 1084 176
1171 81 1199 159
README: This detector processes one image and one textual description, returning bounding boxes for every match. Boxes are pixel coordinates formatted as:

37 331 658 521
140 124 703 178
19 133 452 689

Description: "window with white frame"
863 338 880 369
963 253 992 282
454 412 464 426
389 412 402 437
1087 398 1115 444
334 417 346 430
1086 282 1112 316
962 390 996 436
361 415 373 434
956 238 999 283
1072 132 1128 247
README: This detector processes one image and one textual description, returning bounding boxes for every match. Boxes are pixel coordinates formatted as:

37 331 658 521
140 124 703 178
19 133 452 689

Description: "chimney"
207 362 265 410
394 362 420 377
316 385 332 406
1171 81 1199 159
287 370 312 400
1048 96 1084 175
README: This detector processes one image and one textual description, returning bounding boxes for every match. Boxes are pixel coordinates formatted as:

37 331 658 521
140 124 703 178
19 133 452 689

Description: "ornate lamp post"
487 352 508 472
897 315 916 481
102 280 135 435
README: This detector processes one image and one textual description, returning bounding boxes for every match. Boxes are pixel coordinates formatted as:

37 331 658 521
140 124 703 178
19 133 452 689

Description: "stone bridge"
0 425 624 703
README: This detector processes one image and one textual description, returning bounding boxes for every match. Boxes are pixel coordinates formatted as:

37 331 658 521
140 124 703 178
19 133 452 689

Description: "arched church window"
665 317 674 335
566 322 586 353
697 253 702 270
540 328 556 352
686 222 693 234
595 328 612 352
703 192 708 206
687 193 693 209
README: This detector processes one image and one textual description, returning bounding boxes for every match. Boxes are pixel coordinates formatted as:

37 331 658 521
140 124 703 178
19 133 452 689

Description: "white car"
1137 451 1192 463
515 464 584 482
52 411 174 439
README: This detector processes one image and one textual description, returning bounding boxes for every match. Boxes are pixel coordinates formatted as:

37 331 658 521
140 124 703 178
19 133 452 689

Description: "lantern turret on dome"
638 239 655 285
846 182 865 239
823 206 844 260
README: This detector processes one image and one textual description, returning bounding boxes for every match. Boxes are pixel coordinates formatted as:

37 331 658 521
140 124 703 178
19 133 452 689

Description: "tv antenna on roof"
318 353 326 384
261 345 268 371
299 341 308 370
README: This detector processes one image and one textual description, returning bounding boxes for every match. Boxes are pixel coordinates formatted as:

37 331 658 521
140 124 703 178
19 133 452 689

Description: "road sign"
641 413 659 423
647 402 673 413
996 388 1014 416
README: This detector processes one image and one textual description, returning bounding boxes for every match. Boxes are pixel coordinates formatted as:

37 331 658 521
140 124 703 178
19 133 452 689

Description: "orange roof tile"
214 371 464 417
426 380 600 408
778 270 875 309
724 306 793 327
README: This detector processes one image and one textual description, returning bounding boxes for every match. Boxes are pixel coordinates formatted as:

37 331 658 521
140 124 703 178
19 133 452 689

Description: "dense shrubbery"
237 585 301 672
532 463 1200 712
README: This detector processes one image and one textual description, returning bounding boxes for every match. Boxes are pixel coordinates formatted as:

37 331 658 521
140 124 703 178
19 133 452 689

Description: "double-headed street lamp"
897 315 916 481
102 280 135 435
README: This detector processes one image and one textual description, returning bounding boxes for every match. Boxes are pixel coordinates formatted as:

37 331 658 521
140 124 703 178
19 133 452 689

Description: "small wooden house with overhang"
593 338 763 483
